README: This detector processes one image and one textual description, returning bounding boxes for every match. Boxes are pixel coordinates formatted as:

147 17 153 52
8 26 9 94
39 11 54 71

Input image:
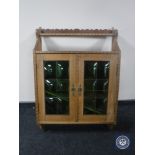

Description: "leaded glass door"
78 54 117 123
36 54 77 122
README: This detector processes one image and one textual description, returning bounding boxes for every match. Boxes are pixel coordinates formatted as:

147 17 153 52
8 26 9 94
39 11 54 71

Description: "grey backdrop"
19 0 135 102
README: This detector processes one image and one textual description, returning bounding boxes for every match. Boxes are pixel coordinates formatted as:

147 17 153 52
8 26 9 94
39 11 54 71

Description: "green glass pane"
84 61 97 79
45 97 69 114
84 61 110 79
84 61 110 115
84 97 97 114
45 79 56 92
84 91 108 98
84 79 108 91
84 80 97 91
56 80 69 92
56 61 69 79
84 97 107 115
97 61 110 79
97 79 108 91
44 61 69 115
44 61 56 79
96 98 108 113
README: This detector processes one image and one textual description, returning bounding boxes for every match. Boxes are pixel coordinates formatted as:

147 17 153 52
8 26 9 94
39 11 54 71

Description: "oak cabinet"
33 28 121 127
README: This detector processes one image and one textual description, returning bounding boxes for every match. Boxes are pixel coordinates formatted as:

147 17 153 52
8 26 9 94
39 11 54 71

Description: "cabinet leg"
39 124 48 131
39 124 43 129
107 124 115 130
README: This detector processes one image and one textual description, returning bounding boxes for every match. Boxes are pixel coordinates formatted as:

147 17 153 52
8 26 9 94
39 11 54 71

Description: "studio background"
19 0 135 102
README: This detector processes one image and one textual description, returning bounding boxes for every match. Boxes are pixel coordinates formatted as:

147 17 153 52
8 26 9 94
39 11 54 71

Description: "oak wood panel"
33 53 39 123
112 37 120 52
113 53 121 124
78 54 118 123
34 38 42 52
36 54 76 122
35 51 118 54
39 120 114 124
36 55 45 121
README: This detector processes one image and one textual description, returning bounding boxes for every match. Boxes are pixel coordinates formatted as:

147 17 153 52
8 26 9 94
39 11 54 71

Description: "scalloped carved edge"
36 28 118 37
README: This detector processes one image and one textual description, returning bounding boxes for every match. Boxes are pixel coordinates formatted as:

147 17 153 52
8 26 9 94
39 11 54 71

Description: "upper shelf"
34 28 120 53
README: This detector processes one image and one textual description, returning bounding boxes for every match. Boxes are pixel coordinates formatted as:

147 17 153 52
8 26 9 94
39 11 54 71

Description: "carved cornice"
36 28 118 37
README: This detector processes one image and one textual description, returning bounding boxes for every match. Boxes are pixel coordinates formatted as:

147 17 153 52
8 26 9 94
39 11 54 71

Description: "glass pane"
84 61 110 115
84 61 110 79
44 61 69 115
44 61 56 79
56 61 69 79
84 97 107 114
84 79 108 92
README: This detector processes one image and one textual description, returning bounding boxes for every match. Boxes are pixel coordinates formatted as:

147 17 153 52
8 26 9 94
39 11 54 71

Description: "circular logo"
116 135 130 149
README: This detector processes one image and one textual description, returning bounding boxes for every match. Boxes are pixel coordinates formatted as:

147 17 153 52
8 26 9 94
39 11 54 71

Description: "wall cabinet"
33 28 121 127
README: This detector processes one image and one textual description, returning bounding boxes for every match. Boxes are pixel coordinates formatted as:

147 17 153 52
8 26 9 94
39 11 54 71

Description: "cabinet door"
36 54 77 123
78 54 118 123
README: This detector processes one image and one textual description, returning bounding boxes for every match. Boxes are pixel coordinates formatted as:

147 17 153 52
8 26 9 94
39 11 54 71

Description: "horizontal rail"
36 28 118 37
34 50 120 54
39 33 115 37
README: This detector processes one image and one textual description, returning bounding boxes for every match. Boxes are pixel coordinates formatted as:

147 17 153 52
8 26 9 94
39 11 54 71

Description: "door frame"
78 53 118 123
36 54 77 123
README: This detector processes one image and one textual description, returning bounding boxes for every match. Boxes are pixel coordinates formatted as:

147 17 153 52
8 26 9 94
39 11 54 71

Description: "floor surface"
19 101 135 155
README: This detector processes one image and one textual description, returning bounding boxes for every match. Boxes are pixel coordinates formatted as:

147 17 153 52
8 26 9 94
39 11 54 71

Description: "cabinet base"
107 124 116 130
38 120 115 124
38 123 117 131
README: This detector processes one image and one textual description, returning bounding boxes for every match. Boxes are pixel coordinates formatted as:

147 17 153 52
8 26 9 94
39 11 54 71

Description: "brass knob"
71 84 76 96
78 84 82 96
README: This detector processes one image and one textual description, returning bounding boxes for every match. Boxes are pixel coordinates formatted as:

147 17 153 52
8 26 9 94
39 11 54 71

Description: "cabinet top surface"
34 51 120 54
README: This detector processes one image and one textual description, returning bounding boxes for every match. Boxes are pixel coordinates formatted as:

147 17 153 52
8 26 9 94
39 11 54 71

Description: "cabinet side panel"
114 52 121 124
33 53 40 123
106 55 117 122
36 54 45 122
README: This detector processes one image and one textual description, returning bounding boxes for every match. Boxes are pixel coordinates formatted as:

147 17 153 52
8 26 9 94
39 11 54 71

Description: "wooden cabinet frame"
36 54 77 123
78 54 118 123
33 28 121 126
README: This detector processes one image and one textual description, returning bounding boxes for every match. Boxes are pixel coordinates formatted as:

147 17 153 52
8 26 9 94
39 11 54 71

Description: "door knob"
71 84 76 96
78 84 82 96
